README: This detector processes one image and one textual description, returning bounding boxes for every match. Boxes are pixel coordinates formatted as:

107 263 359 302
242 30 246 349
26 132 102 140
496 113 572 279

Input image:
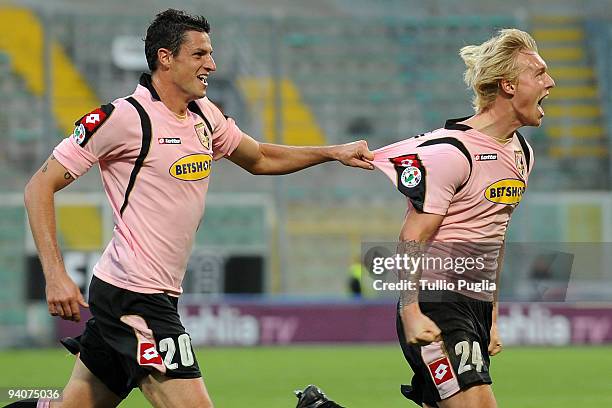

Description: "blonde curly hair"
460 29 538 113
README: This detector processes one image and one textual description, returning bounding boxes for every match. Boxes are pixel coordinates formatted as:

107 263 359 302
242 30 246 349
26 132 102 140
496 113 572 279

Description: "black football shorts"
63 276 201 399
397 291 493 407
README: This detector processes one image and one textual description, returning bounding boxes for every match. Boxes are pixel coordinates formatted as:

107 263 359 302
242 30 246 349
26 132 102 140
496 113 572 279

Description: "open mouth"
197 74 208 86
537 94 548 116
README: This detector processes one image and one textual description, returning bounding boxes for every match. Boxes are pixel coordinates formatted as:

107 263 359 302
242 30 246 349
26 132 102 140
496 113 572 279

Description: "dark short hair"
145 9 211 72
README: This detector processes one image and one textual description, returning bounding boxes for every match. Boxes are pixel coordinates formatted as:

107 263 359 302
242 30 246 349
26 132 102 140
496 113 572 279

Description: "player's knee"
439 383 496 408
146 392 213 408
59 359 122 408
140 373 213 408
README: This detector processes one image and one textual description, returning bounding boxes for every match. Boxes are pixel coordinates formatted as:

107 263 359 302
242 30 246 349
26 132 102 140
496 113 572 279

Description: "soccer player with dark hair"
21 9 373 408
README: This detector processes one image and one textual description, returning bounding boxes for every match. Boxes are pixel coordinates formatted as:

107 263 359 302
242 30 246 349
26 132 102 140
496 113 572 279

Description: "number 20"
454 341 484 374
158 334 195 369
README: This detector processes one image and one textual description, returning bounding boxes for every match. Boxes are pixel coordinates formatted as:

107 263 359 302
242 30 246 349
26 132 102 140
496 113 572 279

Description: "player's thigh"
51 357 121 408
139 371 213 408
437 383 496 408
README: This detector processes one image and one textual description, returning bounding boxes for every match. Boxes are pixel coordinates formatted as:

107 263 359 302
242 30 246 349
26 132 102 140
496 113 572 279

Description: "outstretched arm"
24 155 88 322
228 134 374 175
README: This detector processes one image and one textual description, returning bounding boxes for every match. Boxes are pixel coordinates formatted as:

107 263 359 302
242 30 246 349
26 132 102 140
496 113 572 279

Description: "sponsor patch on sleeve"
390 153 426 211
71 103 115 147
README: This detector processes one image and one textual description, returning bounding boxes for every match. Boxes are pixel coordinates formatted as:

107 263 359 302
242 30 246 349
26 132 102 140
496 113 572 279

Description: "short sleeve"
373 140 470 215
197 99 245 160
53 101 131 178
53 100 139 178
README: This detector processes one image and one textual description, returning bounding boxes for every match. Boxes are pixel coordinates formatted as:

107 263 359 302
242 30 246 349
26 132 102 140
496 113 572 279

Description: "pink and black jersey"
54 73 244 296
373 117 534 300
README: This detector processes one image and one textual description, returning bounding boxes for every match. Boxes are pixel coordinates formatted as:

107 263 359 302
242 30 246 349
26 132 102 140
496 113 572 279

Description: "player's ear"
156 48 173 70
500 78 516 96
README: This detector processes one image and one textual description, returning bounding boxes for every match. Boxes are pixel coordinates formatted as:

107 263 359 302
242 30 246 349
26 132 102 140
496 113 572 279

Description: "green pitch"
1 345 611 407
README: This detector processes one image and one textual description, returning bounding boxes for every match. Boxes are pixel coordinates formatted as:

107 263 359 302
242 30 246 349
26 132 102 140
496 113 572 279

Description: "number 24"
455 341 484 374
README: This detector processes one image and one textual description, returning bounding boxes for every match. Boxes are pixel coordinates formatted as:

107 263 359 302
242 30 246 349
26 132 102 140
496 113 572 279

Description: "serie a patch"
389 153 426 211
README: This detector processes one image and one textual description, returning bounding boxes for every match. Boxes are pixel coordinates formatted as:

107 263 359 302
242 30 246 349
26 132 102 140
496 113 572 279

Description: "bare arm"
24 155 88 322
489 240 505 356
398 210 444 345
492 240 505 317
228 134 374 175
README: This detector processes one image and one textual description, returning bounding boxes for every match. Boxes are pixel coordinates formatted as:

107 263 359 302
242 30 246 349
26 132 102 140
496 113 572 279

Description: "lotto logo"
435 363 448 380
80 108 108 132
85 113 100 124
428 357 454 385
139 342 162 366
475 153 498 161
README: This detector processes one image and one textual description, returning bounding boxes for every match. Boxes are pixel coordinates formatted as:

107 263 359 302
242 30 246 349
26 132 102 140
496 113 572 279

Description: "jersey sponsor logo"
170 153 212 181
138 342 163 366
514 150 526 177
158 137 182 145
428 357 455 385
72 124 86 145
485 179 526 205
195 122 211 150
474 153 497 161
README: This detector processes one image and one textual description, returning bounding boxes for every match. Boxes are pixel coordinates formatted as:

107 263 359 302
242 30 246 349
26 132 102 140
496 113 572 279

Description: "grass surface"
1 345 611 407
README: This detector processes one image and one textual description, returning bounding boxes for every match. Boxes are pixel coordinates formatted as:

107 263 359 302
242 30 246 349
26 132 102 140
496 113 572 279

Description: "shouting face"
510 51 556 127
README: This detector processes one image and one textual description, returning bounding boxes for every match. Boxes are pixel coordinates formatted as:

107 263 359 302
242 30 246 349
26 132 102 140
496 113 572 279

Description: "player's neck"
151 74 189 118
462 107 521 143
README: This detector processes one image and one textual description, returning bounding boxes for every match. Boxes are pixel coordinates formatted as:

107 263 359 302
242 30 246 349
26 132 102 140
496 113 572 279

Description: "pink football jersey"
373 117 534 300
54 74 244 296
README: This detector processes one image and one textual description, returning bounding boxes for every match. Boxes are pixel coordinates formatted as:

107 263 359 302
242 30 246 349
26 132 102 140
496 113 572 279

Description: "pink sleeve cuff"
53 137 97 178
213 118 244 160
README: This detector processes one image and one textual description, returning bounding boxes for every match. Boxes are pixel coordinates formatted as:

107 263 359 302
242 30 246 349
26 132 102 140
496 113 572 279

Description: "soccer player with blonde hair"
368 28 555 407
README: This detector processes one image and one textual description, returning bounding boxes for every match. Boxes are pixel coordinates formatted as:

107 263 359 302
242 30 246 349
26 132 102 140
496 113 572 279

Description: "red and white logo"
428 357 454 385
138 342 163 366
85 113 100 125
80 108 108 132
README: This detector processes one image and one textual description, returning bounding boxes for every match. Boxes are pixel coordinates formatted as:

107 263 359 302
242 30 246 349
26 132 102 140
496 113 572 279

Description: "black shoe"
295 385 330 408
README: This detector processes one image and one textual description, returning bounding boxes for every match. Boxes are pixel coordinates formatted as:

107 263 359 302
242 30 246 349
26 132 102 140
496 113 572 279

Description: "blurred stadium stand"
0 0 611 346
